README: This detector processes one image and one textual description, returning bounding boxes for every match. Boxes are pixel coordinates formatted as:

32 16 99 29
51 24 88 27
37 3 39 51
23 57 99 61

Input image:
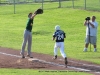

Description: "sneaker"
22 56 25 58
94 49 97 52
27 55 33 58
65 57 68 67
20 52 25 58
83 48 87 52
52 55 57 60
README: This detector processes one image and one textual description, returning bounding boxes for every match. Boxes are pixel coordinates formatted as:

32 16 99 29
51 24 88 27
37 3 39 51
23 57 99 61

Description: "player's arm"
52 33 56 41
63 31 66 38
64 33 66 38
52 37 55 41
30 11 37 19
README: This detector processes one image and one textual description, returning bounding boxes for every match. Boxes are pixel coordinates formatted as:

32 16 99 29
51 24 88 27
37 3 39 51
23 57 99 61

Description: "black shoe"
52 55 57 60
20 52 25 58
27 55 33 58
65 57 68 67
30 56 33 58
22 56 25 58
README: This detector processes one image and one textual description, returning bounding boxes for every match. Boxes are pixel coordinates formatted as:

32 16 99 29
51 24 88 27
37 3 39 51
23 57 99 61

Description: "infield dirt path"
0 47 100 75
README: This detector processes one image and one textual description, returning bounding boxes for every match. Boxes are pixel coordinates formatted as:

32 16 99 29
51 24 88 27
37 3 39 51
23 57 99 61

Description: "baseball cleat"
52 55 57 60
30 56 33 58
27 55 33 58
65 57 68 67
22 56 25 58
20 52 25 58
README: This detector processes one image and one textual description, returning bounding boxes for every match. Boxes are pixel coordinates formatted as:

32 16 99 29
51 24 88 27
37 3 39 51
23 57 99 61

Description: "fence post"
14 0 16 14
58 0 61 8
84 0 86 10
42 0 44 9
72 0 74 8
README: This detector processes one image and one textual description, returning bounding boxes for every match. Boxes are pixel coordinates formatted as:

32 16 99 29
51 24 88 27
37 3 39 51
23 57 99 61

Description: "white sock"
94 48 96 50
84 48 87 50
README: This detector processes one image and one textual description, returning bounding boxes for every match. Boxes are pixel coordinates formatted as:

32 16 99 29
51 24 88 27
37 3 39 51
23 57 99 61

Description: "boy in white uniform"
52 25 68 67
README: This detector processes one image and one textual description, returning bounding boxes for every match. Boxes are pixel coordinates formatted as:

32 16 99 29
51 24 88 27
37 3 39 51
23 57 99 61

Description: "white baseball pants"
54 42 67 58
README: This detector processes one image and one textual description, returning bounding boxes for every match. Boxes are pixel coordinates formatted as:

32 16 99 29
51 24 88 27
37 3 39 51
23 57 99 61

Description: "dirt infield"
0 47 100 75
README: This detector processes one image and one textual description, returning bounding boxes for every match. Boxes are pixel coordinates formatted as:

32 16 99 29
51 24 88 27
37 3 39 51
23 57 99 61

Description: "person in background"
83 16 98 52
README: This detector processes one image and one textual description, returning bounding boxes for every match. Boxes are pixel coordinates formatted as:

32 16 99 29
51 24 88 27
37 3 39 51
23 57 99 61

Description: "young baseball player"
20 11 37 58
52 25 68 67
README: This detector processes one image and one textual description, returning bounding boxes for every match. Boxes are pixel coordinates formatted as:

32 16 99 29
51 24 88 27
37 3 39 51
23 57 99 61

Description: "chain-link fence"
58 0 100 11
62 0 98 11
0 0 34 3
0 0 100 14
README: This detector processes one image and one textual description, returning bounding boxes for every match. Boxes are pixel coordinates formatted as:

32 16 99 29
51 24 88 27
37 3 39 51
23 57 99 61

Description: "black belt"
26 29 31 32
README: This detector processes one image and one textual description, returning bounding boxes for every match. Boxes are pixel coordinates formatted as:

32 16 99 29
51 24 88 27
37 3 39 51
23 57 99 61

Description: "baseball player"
52 25 68 67
20 11 37 58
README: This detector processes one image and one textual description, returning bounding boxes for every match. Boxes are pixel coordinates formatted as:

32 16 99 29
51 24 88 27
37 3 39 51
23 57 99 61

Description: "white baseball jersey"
53 30 67 58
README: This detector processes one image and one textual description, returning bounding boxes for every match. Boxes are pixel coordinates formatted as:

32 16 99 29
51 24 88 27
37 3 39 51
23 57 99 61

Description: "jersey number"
57 34 64 40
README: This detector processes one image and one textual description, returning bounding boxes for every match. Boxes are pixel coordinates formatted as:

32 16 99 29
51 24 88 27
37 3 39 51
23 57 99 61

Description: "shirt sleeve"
94 22 98 28
64 32 66 38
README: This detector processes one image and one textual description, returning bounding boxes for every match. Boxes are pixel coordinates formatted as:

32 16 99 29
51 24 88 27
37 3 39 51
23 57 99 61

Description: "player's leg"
53 42 58 59
60 42 66 58
60 42 68 67
21 30 28 58
27 32 33 58
64 57 68 67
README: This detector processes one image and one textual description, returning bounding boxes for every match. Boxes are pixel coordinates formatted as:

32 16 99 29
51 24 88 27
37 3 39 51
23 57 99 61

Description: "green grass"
0 1 100 64
0 69 92 75
0 2 100 75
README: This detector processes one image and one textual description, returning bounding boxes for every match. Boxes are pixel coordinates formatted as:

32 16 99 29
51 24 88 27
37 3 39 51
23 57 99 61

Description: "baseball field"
0 0 100 75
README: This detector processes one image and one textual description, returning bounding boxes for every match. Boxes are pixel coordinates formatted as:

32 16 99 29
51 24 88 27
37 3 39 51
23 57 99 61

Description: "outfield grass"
0 2 100 75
